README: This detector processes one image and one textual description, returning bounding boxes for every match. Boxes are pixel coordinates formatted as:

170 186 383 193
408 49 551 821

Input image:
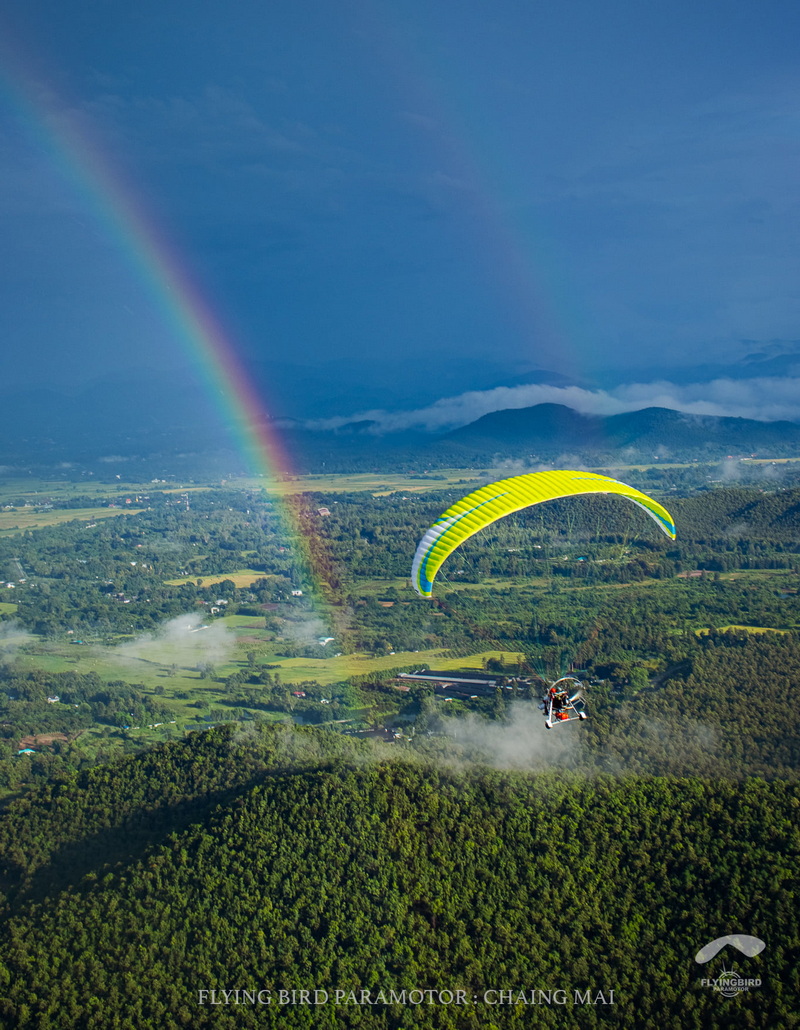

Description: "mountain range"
3 376 800 471
435 403 800 459
298 403 800 472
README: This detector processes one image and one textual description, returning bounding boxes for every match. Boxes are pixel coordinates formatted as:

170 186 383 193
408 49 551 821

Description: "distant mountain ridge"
3 382 800 472
438 403 800 458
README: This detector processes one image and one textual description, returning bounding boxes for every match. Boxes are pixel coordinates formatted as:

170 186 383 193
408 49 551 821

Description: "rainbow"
0 39 338 623
0 47 289 478
352 2 583 383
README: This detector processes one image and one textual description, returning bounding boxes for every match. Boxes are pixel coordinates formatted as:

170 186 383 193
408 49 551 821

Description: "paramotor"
539 677 587 729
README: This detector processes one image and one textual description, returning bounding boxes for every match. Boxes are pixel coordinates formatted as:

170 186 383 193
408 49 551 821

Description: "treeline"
0 668 173 729
0 724 368 897
310 486 800 583
403 577 799 675
581 630 800 779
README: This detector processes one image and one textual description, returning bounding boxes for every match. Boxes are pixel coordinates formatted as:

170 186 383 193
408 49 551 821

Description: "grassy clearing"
325 575 547 600
741 457 800 464
596 461 700 471
569 578 662 592
433 650 527 670
0 507 144 535
227 470 490 496
268 650 439 685
163 569 269 588
0 478 212 503
15 648 238 690
14 646 247 733
696 625 791 636
15 628 526 693
0 602 18 614
434 575 551 593
225 614 268 629
238 647 531 685
719 569 795 580
355 578 415 598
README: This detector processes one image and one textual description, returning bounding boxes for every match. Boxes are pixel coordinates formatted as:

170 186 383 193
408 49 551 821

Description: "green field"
0 471 484 506
164 568 270 588
741 456 800 464
0 507 144 535
224 469 488 495
0 479 170 503
266 648 527 683
696 624 790 635
16 559 795 701
719 568 793 580
14 610 529 703
0 455 795 511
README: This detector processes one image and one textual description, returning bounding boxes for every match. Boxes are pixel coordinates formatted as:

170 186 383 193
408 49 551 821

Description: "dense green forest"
0 630 798 1026
0 726 797 1028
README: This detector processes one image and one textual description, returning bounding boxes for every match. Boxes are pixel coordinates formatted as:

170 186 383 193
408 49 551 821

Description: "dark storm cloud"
0 0 797 411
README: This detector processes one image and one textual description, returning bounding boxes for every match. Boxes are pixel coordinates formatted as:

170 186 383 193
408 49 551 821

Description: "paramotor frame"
539 676 588 729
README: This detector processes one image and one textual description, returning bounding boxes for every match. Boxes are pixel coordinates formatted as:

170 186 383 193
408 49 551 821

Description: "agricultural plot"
163 569 270 588
0 478 210 502
0 507 144 535
13 613 513 693
14 646 239 693
263 649 446 686
696 625 790 635
227 469 488 495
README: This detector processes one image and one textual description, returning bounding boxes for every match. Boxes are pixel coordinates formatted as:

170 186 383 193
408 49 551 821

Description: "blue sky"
1 0 799 428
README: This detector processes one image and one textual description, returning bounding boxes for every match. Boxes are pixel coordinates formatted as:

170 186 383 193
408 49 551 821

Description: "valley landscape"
0 439 798 1027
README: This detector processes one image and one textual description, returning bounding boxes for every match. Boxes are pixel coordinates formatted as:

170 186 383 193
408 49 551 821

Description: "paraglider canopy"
411 469 676 597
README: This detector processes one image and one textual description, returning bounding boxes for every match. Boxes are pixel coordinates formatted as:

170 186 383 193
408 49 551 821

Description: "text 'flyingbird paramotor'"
411 470 676 598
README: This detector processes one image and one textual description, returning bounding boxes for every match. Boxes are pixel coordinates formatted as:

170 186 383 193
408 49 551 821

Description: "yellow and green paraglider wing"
411 469 676 597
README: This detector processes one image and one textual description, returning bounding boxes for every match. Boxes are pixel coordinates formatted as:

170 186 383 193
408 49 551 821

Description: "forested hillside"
0 737 797 1029
582 631 800 778
0 705 797 1028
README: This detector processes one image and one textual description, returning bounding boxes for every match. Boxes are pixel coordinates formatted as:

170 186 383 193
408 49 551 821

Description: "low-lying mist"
106 612 235 670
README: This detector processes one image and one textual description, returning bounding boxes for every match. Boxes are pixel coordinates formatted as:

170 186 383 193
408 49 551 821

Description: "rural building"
398 671 500 687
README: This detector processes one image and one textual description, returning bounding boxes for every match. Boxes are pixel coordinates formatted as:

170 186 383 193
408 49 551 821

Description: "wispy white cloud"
0 621 35 664
305 376 800 435
108 612 234 670
439 702 578 770
282 615 329 645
